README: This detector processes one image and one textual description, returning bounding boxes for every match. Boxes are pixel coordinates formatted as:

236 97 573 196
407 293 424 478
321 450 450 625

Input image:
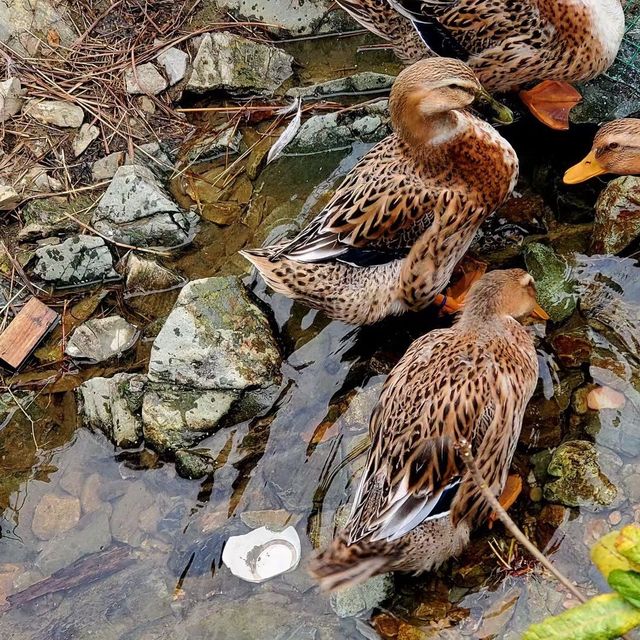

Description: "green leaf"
616 525 640 566
608 569 640 609
522 593 640 640
591 531 635 578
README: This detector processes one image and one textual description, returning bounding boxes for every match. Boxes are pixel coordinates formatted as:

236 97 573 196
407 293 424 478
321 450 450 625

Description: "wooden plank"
0 297 59 370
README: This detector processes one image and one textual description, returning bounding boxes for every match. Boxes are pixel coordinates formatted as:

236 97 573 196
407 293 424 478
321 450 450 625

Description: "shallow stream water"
1 29 640 640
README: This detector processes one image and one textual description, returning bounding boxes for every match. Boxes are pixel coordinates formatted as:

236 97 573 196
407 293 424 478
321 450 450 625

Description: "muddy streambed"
1 29 640 640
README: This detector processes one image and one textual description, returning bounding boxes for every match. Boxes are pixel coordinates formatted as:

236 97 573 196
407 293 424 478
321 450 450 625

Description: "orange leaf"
47 29 60 47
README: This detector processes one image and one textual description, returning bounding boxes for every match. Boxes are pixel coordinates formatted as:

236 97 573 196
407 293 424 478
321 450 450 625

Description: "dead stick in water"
456 438 586 603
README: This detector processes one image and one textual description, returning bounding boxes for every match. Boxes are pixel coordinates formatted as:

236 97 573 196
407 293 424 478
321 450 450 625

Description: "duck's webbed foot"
519 80 582 130
434 257 487 316
488 474 523 529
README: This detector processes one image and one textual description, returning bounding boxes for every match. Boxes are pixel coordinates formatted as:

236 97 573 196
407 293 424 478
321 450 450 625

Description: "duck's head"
564 119 640 184
389 58 512 143
463 269 548 321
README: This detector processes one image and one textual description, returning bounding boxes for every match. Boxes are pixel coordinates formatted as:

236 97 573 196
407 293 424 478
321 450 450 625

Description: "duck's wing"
273 137 434 263
346 330 532 544
388 0 549 58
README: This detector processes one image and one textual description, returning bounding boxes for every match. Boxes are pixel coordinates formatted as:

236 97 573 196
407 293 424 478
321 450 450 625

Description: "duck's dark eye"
607 142 620 151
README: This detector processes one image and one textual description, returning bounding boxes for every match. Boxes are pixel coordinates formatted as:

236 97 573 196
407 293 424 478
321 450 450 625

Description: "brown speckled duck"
241 58 519 326
309 269 541 591
335 0 625 129
564 118 640 183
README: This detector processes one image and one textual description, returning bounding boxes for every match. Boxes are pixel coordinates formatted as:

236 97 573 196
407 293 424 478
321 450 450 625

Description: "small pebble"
530 486 543 502
609 511 622 526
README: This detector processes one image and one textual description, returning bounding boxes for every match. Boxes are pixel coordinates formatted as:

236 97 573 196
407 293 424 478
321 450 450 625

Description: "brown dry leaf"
587 386 626 410
47 29 60 48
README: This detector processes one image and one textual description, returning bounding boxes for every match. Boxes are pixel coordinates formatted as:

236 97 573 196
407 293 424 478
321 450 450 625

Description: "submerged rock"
148 276 281 391
289 99 390 153
23 99 84 127
77 373 146 447
330 574 394 618
544 440 618 509
92 165 198 248
65 316 139 363
122 253 184 294
592 176 640 255
286 72 395 99
186 32 293 95
31 493 81 541
523 243 577 322
141 387 238 454
33 235 118 287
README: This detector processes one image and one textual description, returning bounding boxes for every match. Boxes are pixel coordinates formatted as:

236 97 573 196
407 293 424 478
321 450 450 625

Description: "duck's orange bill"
563 150 608 184
531 303 550 321
519 80 582 131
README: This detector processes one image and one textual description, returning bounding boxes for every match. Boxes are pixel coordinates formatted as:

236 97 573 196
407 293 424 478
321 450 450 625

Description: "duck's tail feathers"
308 533 393 592
239 248 297 298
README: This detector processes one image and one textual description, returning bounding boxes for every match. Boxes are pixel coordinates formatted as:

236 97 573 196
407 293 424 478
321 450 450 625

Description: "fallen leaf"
591 530 637 578
523 593 640 640
47 29 60 47
616 525 640 565
608 569 640 609
587 386 626 410
266 98 302 165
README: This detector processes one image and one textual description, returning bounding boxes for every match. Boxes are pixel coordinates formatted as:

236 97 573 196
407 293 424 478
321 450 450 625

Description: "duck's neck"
396 110 464 151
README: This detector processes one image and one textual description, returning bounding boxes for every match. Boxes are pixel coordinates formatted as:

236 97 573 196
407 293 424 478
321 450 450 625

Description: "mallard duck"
335 0 625 130
241 58 519 326
309 269 542 590
564 118 640 183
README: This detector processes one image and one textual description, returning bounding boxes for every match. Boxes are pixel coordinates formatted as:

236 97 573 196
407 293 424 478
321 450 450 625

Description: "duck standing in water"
334 0 625 130
564 118 640 183
242 58 520 326
309 269 543 590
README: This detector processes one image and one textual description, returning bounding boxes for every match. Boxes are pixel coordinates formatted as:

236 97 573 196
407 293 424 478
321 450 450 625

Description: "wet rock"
174 450 213 479
157 47 188 85
544 440 618 509
330 574 394 618
77 373 146 447
183 127 242 163
32 493 81 541
92 151 125 181
211 0 352 35
523 243 577 322
110 481 154 545
592 176 640 255
36 511 112 576
122 253 183 294
33 235 118 287
66 316 139 363
72 123 99 157
92 165 198 249
550 324 594 368
186 32 293 96
570 2 640 124
286 72 395 99
239 509 302 531
125 63 167 95
23 99 84 127
148 276 281 390
141 387 238 454
0 183 20 211
0 77 24 122
288 100 390 153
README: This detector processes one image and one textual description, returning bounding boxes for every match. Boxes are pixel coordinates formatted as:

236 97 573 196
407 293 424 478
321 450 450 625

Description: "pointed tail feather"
308 533 394 592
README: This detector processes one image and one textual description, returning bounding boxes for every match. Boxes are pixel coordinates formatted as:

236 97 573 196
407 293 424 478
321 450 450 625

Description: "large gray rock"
592 176 640 255
0 0 75 55
186 32 293 95
77 373 146 447
148 276 281 390
142 387 238 454
289 100 390 153
33 235 118 287
571 2 640 124
210 0 352 35
92 165 198 248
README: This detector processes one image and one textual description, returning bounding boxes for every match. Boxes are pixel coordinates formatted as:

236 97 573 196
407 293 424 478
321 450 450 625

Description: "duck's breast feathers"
346 326 538 543
274 136 436 262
